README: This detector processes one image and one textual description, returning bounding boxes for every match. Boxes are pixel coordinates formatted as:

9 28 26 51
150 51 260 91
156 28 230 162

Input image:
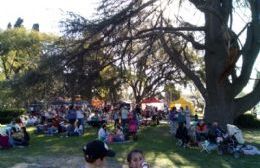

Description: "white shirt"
121 108 128 119
98 128 107 139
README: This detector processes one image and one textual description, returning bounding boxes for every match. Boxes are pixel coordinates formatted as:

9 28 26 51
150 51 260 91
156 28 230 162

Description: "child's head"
127 149 145 168
102 123 107 129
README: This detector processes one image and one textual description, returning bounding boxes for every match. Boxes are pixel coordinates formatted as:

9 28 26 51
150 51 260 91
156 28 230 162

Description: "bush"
234 114 260 128
0 108 26 124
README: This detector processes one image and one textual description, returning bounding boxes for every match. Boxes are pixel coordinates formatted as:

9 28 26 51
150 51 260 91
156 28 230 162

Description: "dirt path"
10 156 124 168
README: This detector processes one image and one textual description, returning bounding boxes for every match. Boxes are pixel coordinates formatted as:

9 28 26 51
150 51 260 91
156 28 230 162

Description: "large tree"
63 0 259 126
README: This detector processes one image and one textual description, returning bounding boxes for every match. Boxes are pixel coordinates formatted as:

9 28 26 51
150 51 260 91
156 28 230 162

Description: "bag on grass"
0 135 10 149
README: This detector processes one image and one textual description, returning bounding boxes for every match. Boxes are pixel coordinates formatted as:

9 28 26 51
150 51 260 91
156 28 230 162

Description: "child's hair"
102 123 106 129
127 149 144 163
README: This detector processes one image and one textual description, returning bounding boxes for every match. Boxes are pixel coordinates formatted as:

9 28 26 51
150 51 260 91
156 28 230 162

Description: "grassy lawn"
0 124 259 168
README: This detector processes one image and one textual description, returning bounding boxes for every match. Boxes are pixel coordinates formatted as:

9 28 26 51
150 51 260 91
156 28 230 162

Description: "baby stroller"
217 124 244 158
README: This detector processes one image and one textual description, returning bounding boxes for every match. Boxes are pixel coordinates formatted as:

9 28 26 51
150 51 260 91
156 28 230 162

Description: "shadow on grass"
0 127 97 167
0 124 259 168
111 124 260 168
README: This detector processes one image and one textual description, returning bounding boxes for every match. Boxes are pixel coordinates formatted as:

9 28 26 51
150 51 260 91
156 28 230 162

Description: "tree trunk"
202 0 260 127
204 94 235 127
203 40 236 127
203 1 235 127
135 95 142 105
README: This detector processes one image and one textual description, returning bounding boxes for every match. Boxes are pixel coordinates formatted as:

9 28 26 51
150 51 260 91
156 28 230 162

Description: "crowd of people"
0 101 153 167
168 105 227 147
1 101 162 148
3 101 258 166
167 105 254 157
96 105 141 143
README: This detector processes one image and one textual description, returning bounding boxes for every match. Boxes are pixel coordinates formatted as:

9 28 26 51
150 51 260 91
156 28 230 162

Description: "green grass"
0 124 259 168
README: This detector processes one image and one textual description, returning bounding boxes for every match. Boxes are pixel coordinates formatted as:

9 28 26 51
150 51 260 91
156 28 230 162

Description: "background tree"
7 23 12 29
0 18 57 107
32 23 40 31
94 65 123 103
164 83 181 102
13 17 24 28
122 46 182 104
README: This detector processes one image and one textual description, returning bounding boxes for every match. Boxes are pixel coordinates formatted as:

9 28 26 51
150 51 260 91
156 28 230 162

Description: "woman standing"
184 106 191 129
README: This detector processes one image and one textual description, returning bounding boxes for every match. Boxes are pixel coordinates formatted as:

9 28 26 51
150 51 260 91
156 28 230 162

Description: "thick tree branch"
231 22 260 97
189 0 206 11
234 80 260 117
135 26 206 50
221 0 232 24
173 32 205 50
136 26 205 35
160 36 207 99
230 68 238 83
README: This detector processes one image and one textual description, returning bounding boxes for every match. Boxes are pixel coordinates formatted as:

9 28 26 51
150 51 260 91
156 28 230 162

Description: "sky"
0 0 259 93
0 0 98 34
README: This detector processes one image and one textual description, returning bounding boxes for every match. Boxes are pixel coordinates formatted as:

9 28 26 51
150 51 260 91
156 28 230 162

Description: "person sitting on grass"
127 149 150 168
196 119 208 142
46 121 58 136
74 120 83 136
66 120 81 137
82 140 116 168
98 124 108 142
207 122 225 144
20 127 30 146
9 127 30 147
113 125 124 142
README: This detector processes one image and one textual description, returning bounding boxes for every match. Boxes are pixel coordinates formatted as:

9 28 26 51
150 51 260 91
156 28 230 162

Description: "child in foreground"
127 149 149 168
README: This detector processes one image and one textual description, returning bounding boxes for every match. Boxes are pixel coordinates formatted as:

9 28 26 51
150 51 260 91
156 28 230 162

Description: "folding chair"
176 139 183 146
200 140 210 153
200 140 218 153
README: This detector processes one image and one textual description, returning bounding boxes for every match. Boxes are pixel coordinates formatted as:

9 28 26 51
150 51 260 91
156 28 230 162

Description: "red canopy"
141 97 161 103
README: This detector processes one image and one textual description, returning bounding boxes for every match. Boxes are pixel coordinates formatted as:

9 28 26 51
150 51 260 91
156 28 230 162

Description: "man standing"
121 106 128 128
184 106 191 129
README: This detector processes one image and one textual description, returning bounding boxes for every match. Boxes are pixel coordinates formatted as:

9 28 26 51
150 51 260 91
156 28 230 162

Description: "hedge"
0 108 26 124
234 113 260 128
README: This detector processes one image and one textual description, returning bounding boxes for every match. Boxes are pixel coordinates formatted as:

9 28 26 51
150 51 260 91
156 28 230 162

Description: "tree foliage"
61 0 259 125
0 18 57 107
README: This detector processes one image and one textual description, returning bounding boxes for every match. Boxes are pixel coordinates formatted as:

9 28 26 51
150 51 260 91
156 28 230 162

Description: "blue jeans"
121 119 128 128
